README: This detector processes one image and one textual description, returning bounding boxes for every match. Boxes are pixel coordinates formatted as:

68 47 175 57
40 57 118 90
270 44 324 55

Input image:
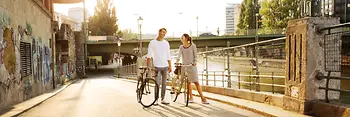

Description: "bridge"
87 34 285 56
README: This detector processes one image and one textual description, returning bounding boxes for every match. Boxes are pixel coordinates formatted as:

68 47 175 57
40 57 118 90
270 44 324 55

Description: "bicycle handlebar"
174 63 193 67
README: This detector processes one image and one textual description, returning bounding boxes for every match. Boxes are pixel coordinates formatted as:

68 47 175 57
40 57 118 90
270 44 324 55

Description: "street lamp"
117 39 121 66
137 16 143 57
83 0 88 78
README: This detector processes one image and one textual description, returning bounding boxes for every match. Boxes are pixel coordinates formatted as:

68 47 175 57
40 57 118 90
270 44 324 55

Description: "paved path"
18 72 262 117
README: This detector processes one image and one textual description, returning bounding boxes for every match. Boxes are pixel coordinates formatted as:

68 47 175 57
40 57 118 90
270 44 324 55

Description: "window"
20 42 32 77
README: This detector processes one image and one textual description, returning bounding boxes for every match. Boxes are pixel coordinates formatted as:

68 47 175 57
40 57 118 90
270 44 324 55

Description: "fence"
115 64 138 78
197 37 286 94
317 22 350 104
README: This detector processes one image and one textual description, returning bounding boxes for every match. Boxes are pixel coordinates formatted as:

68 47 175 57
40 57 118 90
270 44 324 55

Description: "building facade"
68 7 91 31
0 0 55 109
54 12 80 31
226 4 239 35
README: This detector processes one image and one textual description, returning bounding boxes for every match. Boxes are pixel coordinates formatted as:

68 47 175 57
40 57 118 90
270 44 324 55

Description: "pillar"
283 17 341 114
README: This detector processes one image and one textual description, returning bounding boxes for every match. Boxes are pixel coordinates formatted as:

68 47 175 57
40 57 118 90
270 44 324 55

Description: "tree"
236 0 260 35
88 0 118 36
117 29 138 40
260 0 298 30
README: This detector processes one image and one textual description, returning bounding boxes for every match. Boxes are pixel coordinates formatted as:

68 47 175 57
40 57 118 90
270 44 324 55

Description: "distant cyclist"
146 28 172 105
176 33 209 104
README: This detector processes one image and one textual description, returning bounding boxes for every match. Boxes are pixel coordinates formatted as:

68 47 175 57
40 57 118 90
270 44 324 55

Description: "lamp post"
83 0 88 78
117 39 121 66
255 13 260 92
137 16 143 57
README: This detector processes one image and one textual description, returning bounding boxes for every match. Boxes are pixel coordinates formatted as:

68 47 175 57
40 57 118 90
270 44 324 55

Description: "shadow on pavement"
143 102 248 117
0 106 14 116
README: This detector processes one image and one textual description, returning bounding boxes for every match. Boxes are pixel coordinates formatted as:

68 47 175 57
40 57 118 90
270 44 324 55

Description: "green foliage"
88 0 118 36
237 0 260 33
259 0 298 29
117 29 138 40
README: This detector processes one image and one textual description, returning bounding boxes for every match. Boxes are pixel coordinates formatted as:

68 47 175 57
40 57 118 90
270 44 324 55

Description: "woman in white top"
177 33 209 104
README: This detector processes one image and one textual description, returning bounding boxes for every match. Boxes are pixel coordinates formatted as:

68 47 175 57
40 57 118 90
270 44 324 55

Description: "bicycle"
136 66 159 108
170 63 192 106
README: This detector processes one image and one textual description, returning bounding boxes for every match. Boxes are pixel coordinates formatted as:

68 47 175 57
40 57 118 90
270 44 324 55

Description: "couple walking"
146 28 209 105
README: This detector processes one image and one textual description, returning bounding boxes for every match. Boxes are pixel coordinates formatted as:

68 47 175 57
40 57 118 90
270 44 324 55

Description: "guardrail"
316 72 350 103
115 64 137 78
198 71 285 94
197 36 286 94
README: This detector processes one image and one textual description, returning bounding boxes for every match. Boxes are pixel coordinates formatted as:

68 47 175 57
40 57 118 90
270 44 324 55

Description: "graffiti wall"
0 1 54 109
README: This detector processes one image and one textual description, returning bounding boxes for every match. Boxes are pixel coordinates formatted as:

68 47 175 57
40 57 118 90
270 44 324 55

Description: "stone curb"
1 79 77 117
112 76 278 117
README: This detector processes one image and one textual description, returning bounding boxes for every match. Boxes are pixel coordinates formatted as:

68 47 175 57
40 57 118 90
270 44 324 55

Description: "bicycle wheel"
184 77 189 106
136 76 142 103
171 74 183 102
139 78 159 107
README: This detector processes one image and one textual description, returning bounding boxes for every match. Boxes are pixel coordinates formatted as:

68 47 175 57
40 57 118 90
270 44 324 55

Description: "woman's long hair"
182 33 192 44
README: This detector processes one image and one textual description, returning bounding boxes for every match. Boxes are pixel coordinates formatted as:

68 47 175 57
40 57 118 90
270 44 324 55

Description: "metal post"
238 72 241 89
214 71 216 86
139 25 142 57
118 46 120 66
345 0 348 22
255 14 260 92
249 72 252 91
272 72 274 94
227 41 231 88
196 16 198 44
205 46 208 86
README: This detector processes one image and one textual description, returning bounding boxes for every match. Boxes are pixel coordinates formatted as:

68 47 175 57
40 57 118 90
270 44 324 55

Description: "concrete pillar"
284 17 341 114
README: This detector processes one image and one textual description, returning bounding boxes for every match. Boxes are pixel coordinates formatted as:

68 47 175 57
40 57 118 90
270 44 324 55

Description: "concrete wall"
0 0 54 109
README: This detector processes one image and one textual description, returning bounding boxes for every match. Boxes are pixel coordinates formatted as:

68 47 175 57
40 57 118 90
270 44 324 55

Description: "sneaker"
188 100 194 103
201 101 209 104
161 99 169 105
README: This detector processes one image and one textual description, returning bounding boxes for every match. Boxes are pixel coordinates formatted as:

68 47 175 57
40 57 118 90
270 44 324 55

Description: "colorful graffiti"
0 27 22 92
4 28 16 75
42 46 50 84
23 79 32 96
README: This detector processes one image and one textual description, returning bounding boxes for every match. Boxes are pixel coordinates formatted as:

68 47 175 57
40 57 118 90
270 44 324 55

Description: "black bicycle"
136 66 159 107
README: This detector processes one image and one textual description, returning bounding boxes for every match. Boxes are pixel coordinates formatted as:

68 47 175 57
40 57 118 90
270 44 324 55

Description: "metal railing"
317 72 350 103
197 36 286 94
198 71 285 94
317 22 350 104
116 63 138 78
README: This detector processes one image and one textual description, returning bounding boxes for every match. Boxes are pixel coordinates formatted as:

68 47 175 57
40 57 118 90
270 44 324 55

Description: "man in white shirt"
147 28 172 105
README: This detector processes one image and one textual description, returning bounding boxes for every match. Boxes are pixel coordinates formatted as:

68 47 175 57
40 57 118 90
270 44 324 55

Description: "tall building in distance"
226 4 239 35
54 12 80 31
68 7 91 31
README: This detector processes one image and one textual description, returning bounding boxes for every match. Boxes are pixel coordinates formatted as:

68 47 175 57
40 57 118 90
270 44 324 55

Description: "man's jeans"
154 67 168 100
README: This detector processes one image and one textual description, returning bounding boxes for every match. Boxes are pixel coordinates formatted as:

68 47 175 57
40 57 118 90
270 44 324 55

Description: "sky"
54 0 243 37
